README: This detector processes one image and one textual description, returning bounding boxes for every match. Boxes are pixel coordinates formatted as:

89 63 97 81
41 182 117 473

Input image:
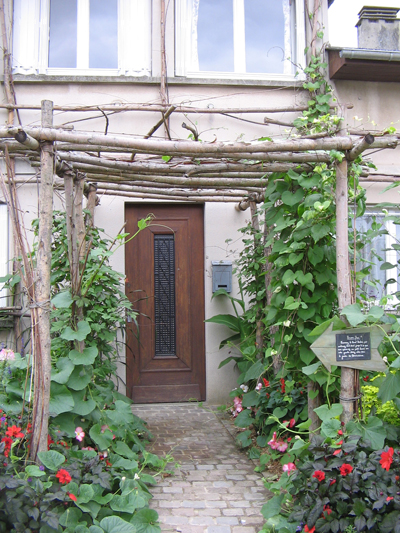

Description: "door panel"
125 204 205 403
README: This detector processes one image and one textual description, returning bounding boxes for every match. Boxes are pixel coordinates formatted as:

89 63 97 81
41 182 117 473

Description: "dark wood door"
125 204 205 403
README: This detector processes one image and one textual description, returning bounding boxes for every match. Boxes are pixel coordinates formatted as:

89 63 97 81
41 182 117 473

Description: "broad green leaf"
110 492 146 513
347 416 386 450
381 262 397 270
67 365 93 391
241 390 259 408
37 450 66 471
284 296 300 310
89 527 104 533
49 383 74 416
69 346 98 365
273 407 288 418
234 409 254 428
302 362 321 375
296 419 312 430
130 509 161 533
77 484 94 504
51 357 75 384
281 189 304 206
314 403 343 422
321 418 341 438
71 390 96 416
309 319 333 337
59 508 83 528
243 360 265 381
236 429 252 447
261 493 285 520
204 314 241 332
89 423 114 451
25 465 46 477
295 271 313 287
341 303 366 327
366 306 384 321
112 441 137 460
282 269 296 285
51 412 77 437
111 456 138 470
377 372 400 403
61 320 91 342
289 252 304 266
311 223 331 242
308 247 324 266
106 400 134 425
51 290 73 309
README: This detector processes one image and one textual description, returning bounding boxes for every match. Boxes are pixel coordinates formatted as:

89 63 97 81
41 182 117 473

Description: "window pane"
245 0 286 73
356 214 386 300
89 0 118 68
49 0 78 68
197 0 234 72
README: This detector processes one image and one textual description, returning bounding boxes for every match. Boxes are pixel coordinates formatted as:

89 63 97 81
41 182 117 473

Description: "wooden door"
125 204 205 403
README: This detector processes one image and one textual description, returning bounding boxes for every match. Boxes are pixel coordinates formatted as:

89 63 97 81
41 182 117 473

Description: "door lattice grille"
154 234 176 356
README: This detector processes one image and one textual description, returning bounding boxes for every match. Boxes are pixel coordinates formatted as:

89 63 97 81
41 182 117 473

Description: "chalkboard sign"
336 332 371 362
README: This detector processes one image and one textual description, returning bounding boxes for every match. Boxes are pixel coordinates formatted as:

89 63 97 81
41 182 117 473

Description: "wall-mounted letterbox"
212 260 232 293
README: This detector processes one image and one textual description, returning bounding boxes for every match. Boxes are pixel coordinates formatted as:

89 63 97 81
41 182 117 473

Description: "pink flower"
276 440 288 452
255 383 262 391
282 462 296 474
75 427 85 442
268 432 277 448
289 418 296 428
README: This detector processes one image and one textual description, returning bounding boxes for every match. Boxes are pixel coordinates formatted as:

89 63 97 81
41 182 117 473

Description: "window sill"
11 73 304 88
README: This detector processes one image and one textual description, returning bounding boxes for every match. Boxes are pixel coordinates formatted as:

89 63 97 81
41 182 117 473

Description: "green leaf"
341 303 366 327
77 484 94 504
234 410 254 428
281 189 304 206
296 419 312 430
61 320 91 342
106 400 134 425
236 429 252 447
261 493 285 519
243 360 265 381
282 269 296 285
25 465 46 477
51 290 73 309
381 262 397 270
241 390 260 408
302 362 321 375
37 450 66 471
273 407 288 418
314 403 343 422
89 423 114 451
111 456 139 470
71 390 96 416
367 306 384 321
67 365 93 391
284 296 300 310
51 357 75 384
130 509 161 533
49 383 75 416
347 416 386 450
204 314 241 332
311 223 331 242
69 346 98 365
112 441 137 460
110 492 146 513
377 372 400 403
59 508 83 528
321 418 341 438
308 246 324 266
309 319 333 337
100 517 137 533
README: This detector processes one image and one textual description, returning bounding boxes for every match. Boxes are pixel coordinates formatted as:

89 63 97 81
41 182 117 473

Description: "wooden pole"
30 100 54 461
336 158 356 424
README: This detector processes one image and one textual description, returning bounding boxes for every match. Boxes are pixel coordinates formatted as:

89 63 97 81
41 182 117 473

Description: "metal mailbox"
212 260 232 293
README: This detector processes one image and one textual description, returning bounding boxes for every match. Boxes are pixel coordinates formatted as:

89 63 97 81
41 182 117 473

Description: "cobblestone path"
132 403 271 533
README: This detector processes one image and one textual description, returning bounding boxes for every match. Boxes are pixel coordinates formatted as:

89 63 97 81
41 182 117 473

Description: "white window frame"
175 0 306 81
356 209 400 304
13 0 152 77
0 204 8 307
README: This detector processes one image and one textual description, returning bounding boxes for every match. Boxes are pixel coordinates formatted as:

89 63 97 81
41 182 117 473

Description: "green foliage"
263 434 400 533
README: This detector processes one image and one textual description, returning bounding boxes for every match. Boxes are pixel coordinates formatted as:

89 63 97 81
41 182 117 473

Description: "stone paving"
132 403 272 533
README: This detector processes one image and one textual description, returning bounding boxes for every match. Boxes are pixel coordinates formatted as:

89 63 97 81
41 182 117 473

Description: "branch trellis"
0 102 397 207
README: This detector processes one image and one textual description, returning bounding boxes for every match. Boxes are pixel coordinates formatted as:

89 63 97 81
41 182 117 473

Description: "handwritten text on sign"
336 332 371 362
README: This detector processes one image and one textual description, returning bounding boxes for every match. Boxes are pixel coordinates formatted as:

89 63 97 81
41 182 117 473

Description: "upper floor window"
175 0 305 80
13 0 151 76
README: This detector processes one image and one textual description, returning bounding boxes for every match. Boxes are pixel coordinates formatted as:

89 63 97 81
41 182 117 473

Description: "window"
175 0 305 80
0 204 8 306
356 210 400 303
13 0 151 76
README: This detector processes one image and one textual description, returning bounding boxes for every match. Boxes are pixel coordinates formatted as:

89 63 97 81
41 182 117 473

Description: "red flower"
330 479 336 486
6 425 24 438
312 470 325 482
280 378 285 394
339 464 353 476
333 449 341 456
67 492 77 502
55 469 72 484
380 448 394 472
322 504 332 518
386 496 394 501
304 526 315 533
337 430 343 435
336 440 343 445
263 378 270 387
363 375 369 381
1 436 13 457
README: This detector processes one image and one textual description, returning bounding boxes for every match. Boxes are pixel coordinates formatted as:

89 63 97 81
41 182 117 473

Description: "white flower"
271 349 278 356
240 384 249 393
293 280 298 285
122 476 126 481
383 356 388 364
283 320 291 327
134 473 140 480
295 435 301 440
